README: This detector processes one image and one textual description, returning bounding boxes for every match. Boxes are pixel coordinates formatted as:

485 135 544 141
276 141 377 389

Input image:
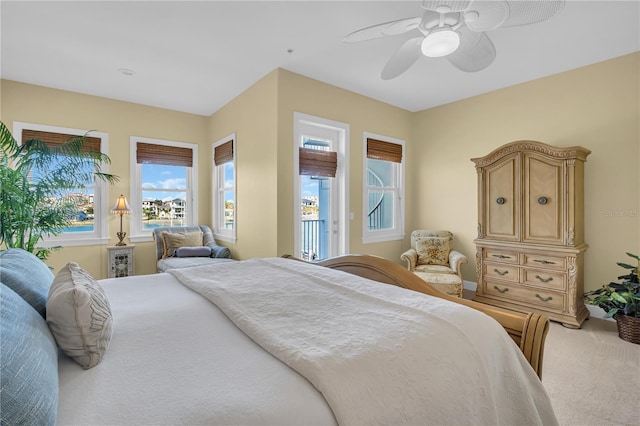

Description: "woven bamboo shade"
366 138 402 163
299 147 337 177
214 140 234 166
136 142 193 167
22 129 101 153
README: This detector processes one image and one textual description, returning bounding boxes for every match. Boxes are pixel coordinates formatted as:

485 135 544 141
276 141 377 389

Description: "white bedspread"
170 258 558 426
57 272 335 425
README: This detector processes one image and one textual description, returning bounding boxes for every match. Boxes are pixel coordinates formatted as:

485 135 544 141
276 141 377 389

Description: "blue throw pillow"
174 246 213 258
0 249 54 317
0 283 58 426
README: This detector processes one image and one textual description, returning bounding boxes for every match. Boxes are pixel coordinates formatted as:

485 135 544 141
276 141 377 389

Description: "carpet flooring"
540 318 639 426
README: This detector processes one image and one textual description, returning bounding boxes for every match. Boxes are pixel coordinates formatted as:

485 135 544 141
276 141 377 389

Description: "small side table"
107 245 135 278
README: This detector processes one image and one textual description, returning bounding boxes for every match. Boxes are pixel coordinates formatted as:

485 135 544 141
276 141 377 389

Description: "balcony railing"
367 169 384 230
301 219 323 261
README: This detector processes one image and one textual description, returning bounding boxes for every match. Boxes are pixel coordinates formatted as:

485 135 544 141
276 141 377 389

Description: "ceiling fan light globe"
421 29 460 57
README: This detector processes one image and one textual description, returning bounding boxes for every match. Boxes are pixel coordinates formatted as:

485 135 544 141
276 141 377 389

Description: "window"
12 122 110 247
362 132 405 243
129 137 198 242
212 134 236 243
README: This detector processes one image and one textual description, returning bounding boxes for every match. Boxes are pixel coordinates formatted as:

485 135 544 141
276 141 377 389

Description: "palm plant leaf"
0 120 119 259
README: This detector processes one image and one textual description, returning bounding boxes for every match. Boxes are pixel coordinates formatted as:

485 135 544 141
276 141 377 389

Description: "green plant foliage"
583 253 640 318
0 121 118 260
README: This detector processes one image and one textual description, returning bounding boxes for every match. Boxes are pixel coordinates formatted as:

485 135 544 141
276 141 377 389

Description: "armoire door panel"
485 154 520 241
524 154 564 244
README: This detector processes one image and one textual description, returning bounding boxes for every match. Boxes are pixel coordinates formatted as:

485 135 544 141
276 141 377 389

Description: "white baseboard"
463 280 477 292
463 280 614 322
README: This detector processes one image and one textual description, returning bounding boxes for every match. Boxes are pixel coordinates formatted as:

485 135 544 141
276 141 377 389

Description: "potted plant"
583 252 640 344
0 121 118 260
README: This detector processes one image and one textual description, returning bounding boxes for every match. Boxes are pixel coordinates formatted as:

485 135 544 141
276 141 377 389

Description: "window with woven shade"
12 122 110 246
130 137 198 240
363 133 405 243
212 135 236 243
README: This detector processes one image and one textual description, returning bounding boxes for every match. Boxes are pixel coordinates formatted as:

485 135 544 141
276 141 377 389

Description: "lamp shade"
111 195 132 214
421 29 461 57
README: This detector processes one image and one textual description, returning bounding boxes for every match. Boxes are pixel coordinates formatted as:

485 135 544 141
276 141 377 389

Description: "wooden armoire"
471 141 591 328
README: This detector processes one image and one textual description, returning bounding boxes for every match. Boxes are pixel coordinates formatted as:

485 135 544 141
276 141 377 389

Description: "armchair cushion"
415 236 452 266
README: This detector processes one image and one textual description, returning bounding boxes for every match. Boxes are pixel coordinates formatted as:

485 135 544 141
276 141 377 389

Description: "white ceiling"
1 1 638 116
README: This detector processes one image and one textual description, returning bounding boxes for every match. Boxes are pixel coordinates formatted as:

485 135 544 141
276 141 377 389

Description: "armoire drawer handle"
535 275 553 283
538 196 548 205
492 254 510 259
496 197 506 205
493 286 509 294
493 268 509 276
534 259 556 265
535 294 553 302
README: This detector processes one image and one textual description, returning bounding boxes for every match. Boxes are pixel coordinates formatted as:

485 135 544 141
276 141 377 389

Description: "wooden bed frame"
284 254 549 379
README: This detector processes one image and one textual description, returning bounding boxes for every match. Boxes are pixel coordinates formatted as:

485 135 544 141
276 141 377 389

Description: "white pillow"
46 262 112 369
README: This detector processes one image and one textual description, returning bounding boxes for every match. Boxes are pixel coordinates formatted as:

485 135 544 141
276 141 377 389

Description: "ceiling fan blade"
500 0 565 28
446 27 496 72
381 37 424 80
344 17 421 43
464 1 509 32
421 1 472 13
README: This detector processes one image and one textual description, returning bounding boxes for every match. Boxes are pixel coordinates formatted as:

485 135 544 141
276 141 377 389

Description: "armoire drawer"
523 254 566 271
522 269 566 291
484 249 519 264
485 281 565 311
484 262 519 282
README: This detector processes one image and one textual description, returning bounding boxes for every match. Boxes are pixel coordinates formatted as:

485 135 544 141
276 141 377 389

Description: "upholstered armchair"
401 230 468 297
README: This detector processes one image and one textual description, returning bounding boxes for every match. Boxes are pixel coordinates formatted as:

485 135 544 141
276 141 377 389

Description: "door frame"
293 112 349 259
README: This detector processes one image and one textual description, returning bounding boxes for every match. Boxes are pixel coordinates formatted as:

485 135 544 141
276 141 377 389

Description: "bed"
0 249 556 425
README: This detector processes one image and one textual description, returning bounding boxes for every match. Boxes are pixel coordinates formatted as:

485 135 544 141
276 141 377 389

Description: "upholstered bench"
153 225 232 272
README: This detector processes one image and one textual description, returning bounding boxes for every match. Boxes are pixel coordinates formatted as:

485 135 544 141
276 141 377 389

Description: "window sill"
214 233 236 244
39 236 111 247
130 234 154 243
362 232 404 244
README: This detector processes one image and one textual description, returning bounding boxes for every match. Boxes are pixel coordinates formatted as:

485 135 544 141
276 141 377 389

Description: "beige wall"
0 80 209 277
410 53 640 291
207 71 280 259
2 53 638 292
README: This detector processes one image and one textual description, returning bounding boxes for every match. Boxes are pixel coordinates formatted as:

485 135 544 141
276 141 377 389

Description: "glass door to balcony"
294 113 349 261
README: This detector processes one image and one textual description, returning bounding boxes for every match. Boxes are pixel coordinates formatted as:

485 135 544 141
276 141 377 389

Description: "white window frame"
362 131 405 244
129 136 198 243
212 133 237 243
12 121 110 247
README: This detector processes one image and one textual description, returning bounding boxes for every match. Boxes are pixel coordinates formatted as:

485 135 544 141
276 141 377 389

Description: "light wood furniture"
107 245 134 278
471 141 591 328
285 254 549 379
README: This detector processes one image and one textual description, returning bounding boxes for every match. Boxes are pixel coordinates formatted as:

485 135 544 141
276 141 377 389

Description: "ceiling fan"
344 0 565 79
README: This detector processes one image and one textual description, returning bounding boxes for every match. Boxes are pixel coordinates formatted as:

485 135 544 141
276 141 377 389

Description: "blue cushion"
0 283 58 425
174 246 213 258
0 249 54 317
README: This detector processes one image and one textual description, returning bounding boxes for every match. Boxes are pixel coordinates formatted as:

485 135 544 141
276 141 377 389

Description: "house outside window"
212 134 236 243
129 136 198 242
362 132 405 243
12 122 110 247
